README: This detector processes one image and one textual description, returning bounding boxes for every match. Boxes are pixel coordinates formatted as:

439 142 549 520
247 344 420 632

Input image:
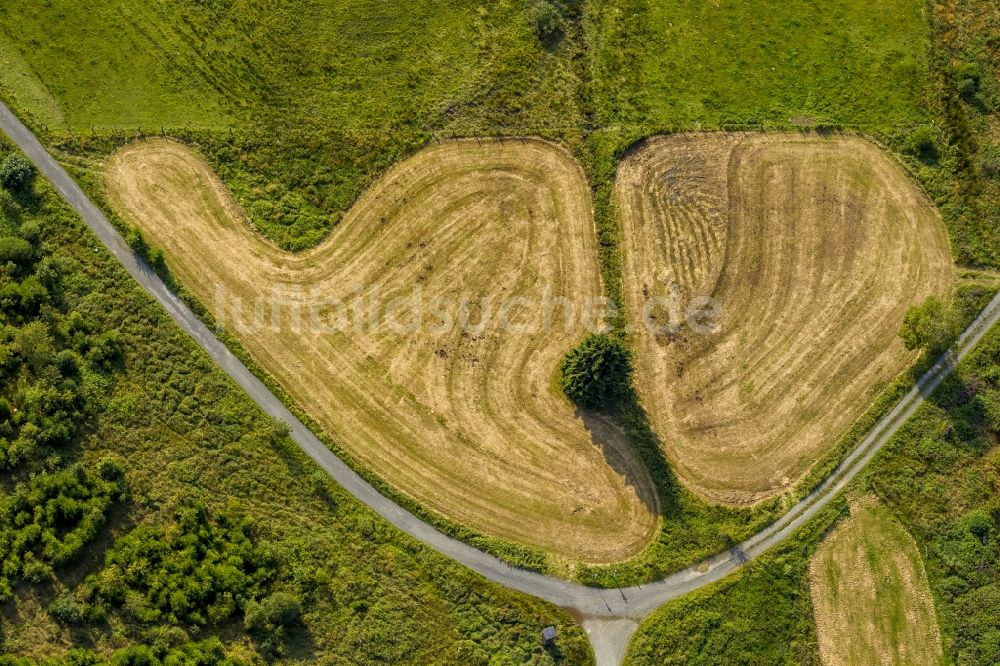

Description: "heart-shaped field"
106 133 953 558
106 138 659 562
616 134 953 504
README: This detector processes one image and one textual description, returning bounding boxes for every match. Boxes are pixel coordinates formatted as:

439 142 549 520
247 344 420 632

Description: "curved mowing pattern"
617 134 954 505
105 138 658 563
9 102 1000 666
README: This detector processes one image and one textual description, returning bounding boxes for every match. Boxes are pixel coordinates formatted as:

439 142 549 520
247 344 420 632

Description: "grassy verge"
625 502 841 664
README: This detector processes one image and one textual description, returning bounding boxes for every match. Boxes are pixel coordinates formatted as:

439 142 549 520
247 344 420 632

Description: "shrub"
530 1 562 44
56 349 80 377
905 125 938 162
899 295 959 353
0 153 35 193
244 591 301 657
0 236 33 269
955 62 982 101
86 330 124 370
49 592 91 625
560 333 633 408
0 190 19 221
244 591 301 634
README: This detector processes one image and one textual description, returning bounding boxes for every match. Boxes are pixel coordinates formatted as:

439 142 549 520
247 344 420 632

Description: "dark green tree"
0 153 35 194
244 591 302 657
244 591 301 633
904 125 938 162
0 236 33 271
530 1 562 45
560 333 633 409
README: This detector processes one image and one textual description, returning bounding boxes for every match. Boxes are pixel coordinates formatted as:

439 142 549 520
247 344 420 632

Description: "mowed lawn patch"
616 133 954 504
810 499 944 665
104 138 659 563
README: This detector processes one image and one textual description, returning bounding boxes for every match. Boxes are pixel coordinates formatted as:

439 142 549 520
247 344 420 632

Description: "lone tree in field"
0 153 35 194
899 295 959 353
560 333 633 409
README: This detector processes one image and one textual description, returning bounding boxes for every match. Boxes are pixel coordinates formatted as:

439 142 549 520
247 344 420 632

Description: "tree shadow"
276 621 319 663
575 390 681 521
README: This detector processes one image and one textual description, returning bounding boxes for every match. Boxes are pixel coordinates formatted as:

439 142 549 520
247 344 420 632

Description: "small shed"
541 626 557 645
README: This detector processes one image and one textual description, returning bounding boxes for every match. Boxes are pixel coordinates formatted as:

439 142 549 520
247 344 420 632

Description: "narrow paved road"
4 99 1000 663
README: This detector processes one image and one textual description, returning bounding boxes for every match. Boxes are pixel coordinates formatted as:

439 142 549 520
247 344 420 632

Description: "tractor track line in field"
4 99 999 665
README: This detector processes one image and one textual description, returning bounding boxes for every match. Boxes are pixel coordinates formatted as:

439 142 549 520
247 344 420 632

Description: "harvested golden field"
617 134 954 504
809 500 943 665
105 138 658 562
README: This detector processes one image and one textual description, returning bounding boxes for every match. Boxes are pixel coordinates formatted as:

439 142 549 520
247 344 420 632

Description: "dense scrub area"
0 143 590 663
0 161 127 604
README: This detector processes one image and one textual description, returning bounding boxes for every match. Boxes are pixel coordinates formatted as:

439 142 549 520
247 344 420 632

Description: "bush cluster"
0 460 127 600
57 500 284 629
0 153 34 194
559 333 633 409
0 223 123 471
898 295 960 353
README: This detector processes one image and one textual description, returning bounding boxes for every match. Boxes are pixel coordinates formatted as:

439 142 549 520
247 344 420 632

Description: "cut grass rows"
105 137 659 564
809 499 944 666
616 134 954 504
0 138 593 663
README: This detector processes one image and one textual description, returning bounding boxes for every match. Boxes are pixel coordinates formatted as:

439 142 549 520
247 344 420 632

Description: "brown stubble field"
617 133 954 505
105 138 659 563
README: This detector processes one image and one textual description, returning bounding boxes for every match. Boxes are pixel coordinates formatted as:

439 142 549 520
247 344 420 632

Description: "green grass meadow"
587 0 930 129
